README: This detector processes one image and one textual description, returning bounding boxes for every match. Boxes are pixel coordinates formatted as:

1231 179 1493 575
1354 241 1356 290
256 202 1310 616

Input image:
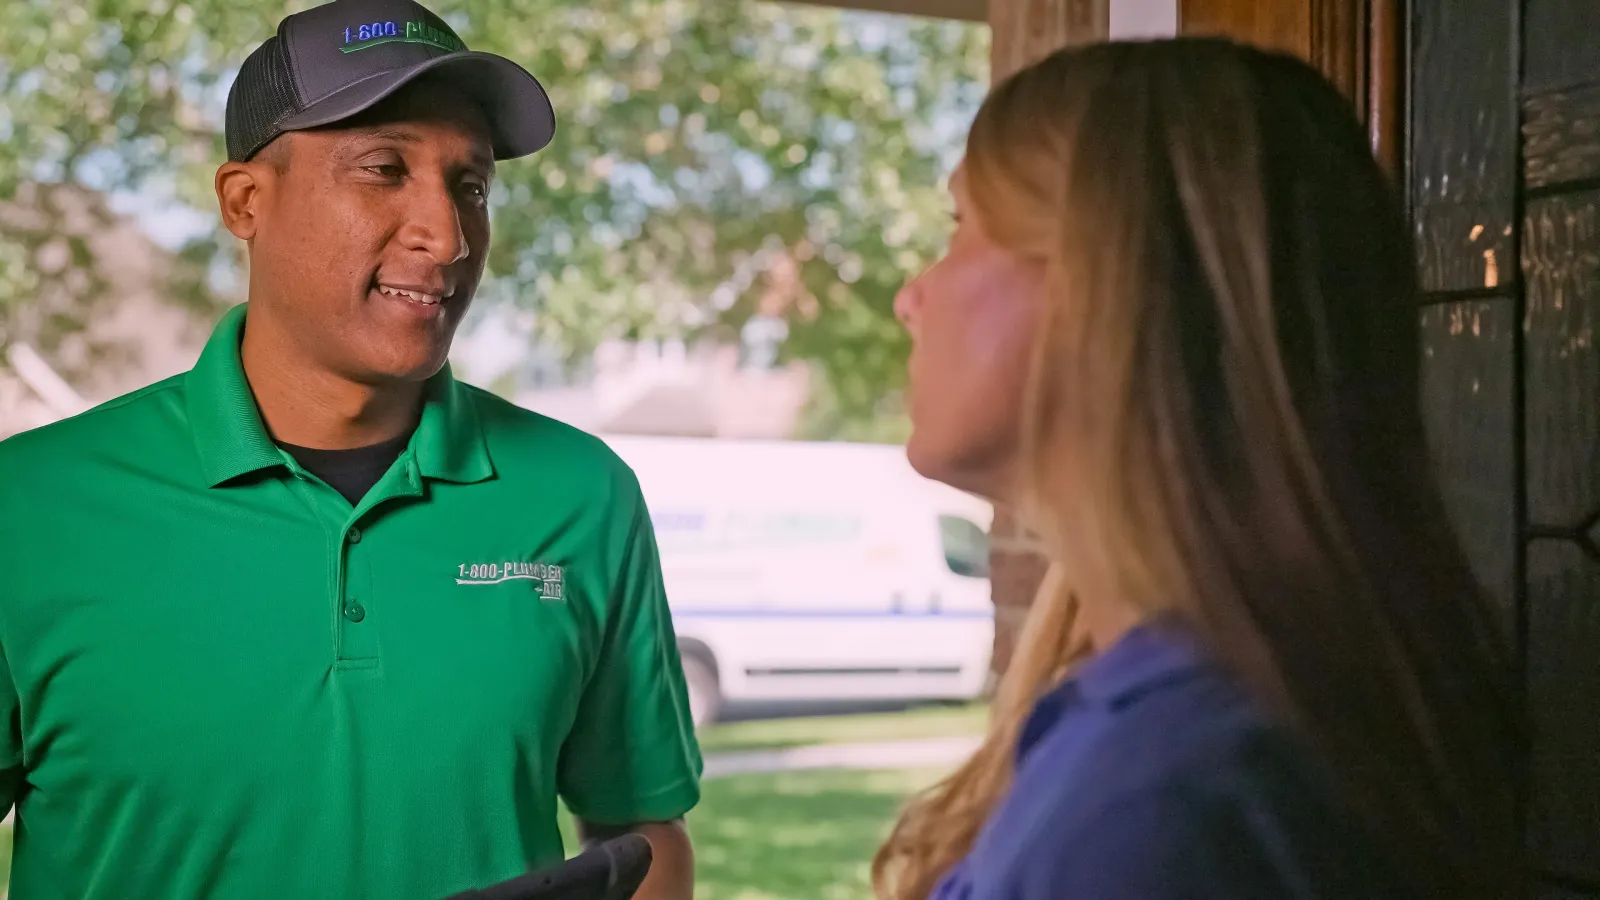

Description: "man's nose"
400 180 469 266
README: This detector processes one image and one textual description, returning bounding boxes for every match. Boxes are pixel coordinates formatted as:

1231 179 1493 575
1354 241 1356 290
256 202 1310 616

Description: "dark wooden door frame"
1176 0 1404 175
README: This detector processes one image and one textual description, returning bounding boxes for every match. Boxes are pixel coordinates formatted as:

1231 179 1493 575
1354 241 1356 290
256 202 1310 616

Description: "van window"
939 515 990 579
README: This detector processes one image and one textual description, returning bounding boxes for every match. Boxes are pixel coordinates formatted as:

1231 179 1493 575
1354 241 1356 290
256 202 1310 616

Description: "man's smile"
374 281 451 306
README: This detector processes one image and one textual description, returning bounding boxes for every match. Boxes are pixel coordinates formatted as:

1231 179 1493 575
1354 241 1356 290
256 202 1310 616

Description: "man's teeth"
377 285 443 305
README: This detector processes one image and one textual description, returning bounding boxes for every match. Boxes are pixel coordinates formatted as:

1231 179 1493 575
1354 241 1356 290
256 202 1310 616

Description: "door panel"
1419 299 1519 625
1517 11 1600 887
1523 84 1600 194
1526 540 1600 885
1523 191 1600 531
1521 0 1600 96
1411 0 1519 294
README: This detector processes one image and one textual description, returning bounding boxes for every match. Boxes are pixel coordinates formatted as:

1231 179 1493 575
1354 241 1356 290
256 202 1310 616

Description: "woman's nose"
894 277 924 331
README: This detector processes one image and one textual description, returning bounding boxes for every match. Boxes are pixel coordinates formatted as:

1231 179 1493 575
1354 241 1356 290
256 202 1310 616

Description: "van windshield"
939 515 990 579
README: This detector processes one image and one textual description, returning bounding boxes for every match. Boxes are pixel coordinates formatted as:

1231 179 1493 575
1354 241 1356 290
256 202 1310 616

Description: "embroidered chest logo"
456 561 565 600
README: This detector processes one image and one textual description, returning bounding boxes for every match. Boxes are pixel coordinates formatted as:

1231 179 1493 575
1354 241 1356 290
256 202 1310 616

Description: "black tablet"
440 833 653 900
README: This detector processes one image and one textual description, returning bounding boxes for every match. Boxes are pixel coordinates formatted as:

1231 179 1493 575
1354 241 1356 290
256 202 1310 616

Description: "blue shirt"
932 622 1404 899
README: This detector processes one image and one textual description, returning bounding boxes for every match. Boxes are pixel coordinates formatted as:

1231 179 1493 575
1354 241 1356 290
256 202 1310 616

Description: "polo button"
346 527 362 544
344 603 366 623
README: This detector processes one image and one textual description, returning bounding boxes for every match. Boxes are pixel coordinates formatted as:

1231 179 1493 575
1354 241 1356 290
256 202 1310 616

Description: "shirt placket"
338 515 380 666
334 454 425 667
281 453 423 668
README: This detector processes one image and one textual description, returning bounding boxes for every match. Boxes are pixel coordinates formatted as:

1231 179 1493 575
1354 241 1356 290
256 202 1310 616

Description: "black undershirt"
277 431 412 506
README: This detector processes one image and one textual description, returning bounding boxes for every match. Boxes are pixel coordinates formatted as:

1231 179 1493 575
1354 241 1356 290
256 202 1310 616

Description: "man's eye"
462 183 489 204
364 164 405 178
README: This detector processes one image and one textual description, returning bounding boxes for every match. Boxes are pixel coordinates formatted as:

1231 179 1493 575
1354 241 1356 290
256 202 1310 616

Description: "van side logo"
457 562 564 600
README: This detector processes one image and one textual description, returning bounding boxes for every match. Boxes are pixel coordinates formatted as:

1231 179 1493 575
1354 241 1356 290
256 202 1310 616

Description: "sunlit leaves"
0 0 984 433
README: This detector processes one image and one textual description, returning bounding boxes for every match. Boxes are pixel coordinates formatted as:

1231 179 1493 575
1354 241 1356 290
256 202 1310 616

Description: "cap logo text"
341 19 465 54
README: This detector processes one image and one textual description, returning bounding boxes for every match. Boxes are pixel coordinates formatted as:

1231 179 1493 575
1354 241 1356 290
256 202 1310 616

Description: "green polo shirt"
0 304 701 899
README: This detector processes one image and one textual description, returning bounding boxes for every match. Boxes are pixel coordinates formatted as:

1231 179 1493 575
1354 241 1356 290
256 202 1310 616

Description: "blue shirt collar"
1017 619 1209 760
1074 618 1207 707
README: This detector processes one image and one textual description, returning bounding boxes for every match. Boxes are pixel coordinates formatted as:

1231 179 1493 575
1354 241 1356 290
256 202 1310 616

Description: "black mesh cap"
224 0 555 163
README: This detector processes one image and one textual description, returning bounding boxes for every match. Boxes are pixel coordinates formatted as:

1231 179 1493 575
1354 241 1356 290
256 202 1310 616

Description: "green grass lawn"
687 766 942 900
553 766 941 899
0 768 942 899
696 702 988 755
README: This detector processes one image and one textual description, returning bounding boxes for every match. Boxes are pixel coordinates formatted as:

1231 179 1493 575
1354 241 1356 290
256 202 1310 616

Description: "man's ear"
215 161 270 241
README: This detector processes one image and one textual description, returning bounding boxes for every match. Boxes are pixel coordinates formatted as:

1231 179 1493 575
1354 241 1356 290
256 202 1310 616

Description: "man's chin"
355 315 463 384
353 345 454 386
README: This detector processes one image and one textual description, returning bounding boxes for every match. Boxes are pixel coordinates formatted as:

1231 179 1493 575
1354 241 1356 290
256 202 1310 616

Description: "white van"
599 436 995 726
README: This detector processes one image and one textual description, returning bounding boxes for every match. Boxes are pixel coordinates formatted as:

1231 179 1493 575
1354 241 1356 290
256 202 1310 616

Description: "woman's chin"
906 431 1010 501
903 429 944 481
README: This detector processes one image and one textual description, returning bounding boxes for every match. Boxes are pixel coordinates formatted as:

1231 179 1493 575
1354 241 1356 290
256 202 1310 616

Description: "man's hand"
575 818 693 900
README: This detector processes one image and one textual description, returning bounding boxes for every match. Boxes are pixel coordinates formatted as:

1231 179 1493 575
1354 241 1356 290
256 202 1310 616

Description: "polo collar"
412 360 495 485
186 303 494 487
187 304 281 487
1015 618 1209 764
1073 617 1208 707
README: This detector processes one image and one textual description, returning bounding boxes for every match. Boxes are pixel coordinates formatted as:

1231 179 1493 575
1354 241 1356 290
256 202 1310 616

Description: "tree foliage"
0 0 985 433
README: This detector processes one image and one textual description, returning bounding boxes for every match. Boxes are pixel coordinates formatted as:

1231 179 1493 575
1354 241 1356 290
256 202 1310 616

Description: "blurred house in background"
2 226 812 441
516 336 811 438
0 185 810 442
0 188 209 440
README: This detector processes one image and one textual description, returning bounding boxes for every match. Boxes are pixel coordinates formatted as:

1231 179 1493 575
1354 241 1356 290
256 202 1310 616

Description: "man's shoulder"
0 374 193 526
0 373 190 466
458 383 639 491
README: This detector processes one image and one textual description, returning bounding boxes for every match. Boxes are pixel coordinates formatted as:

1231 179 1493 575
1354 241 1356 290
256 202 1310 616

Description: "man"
0 1 700 897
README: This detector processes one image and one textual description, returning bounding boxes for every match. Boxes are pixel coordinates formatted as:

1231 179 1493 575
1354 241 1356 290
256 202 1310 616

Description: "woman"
876 38 1521 900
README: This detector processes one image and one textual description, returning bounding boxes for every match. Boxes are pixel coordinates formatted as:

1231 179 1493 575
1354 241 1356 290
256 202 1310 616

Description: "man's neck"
239 315 425 450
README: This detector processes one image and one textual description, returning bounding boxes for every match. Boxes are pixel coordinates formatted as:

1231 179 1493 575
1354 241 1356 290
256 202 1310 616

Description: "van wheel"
680 650 722 728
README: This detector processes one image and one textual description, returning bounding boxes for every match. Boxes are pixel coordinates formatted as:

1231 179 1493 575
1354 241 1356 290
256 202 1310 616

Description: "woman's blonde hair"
873 38 1521 900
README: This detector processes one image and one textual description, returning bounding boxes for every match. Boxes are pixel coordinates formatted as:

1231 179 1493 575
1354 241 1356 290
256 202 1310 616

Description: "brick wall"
986 506 1050 675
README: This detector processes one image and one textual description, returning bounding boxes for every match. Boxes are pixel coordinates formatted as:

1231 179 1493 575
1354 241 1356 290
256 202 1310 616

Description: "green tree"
1 0 259 372
1 0 985 434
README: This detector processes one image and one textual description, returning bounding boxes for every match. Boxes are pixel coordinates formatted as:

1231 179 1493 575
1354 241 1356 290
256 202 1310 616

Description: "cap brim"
277 51 555 160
